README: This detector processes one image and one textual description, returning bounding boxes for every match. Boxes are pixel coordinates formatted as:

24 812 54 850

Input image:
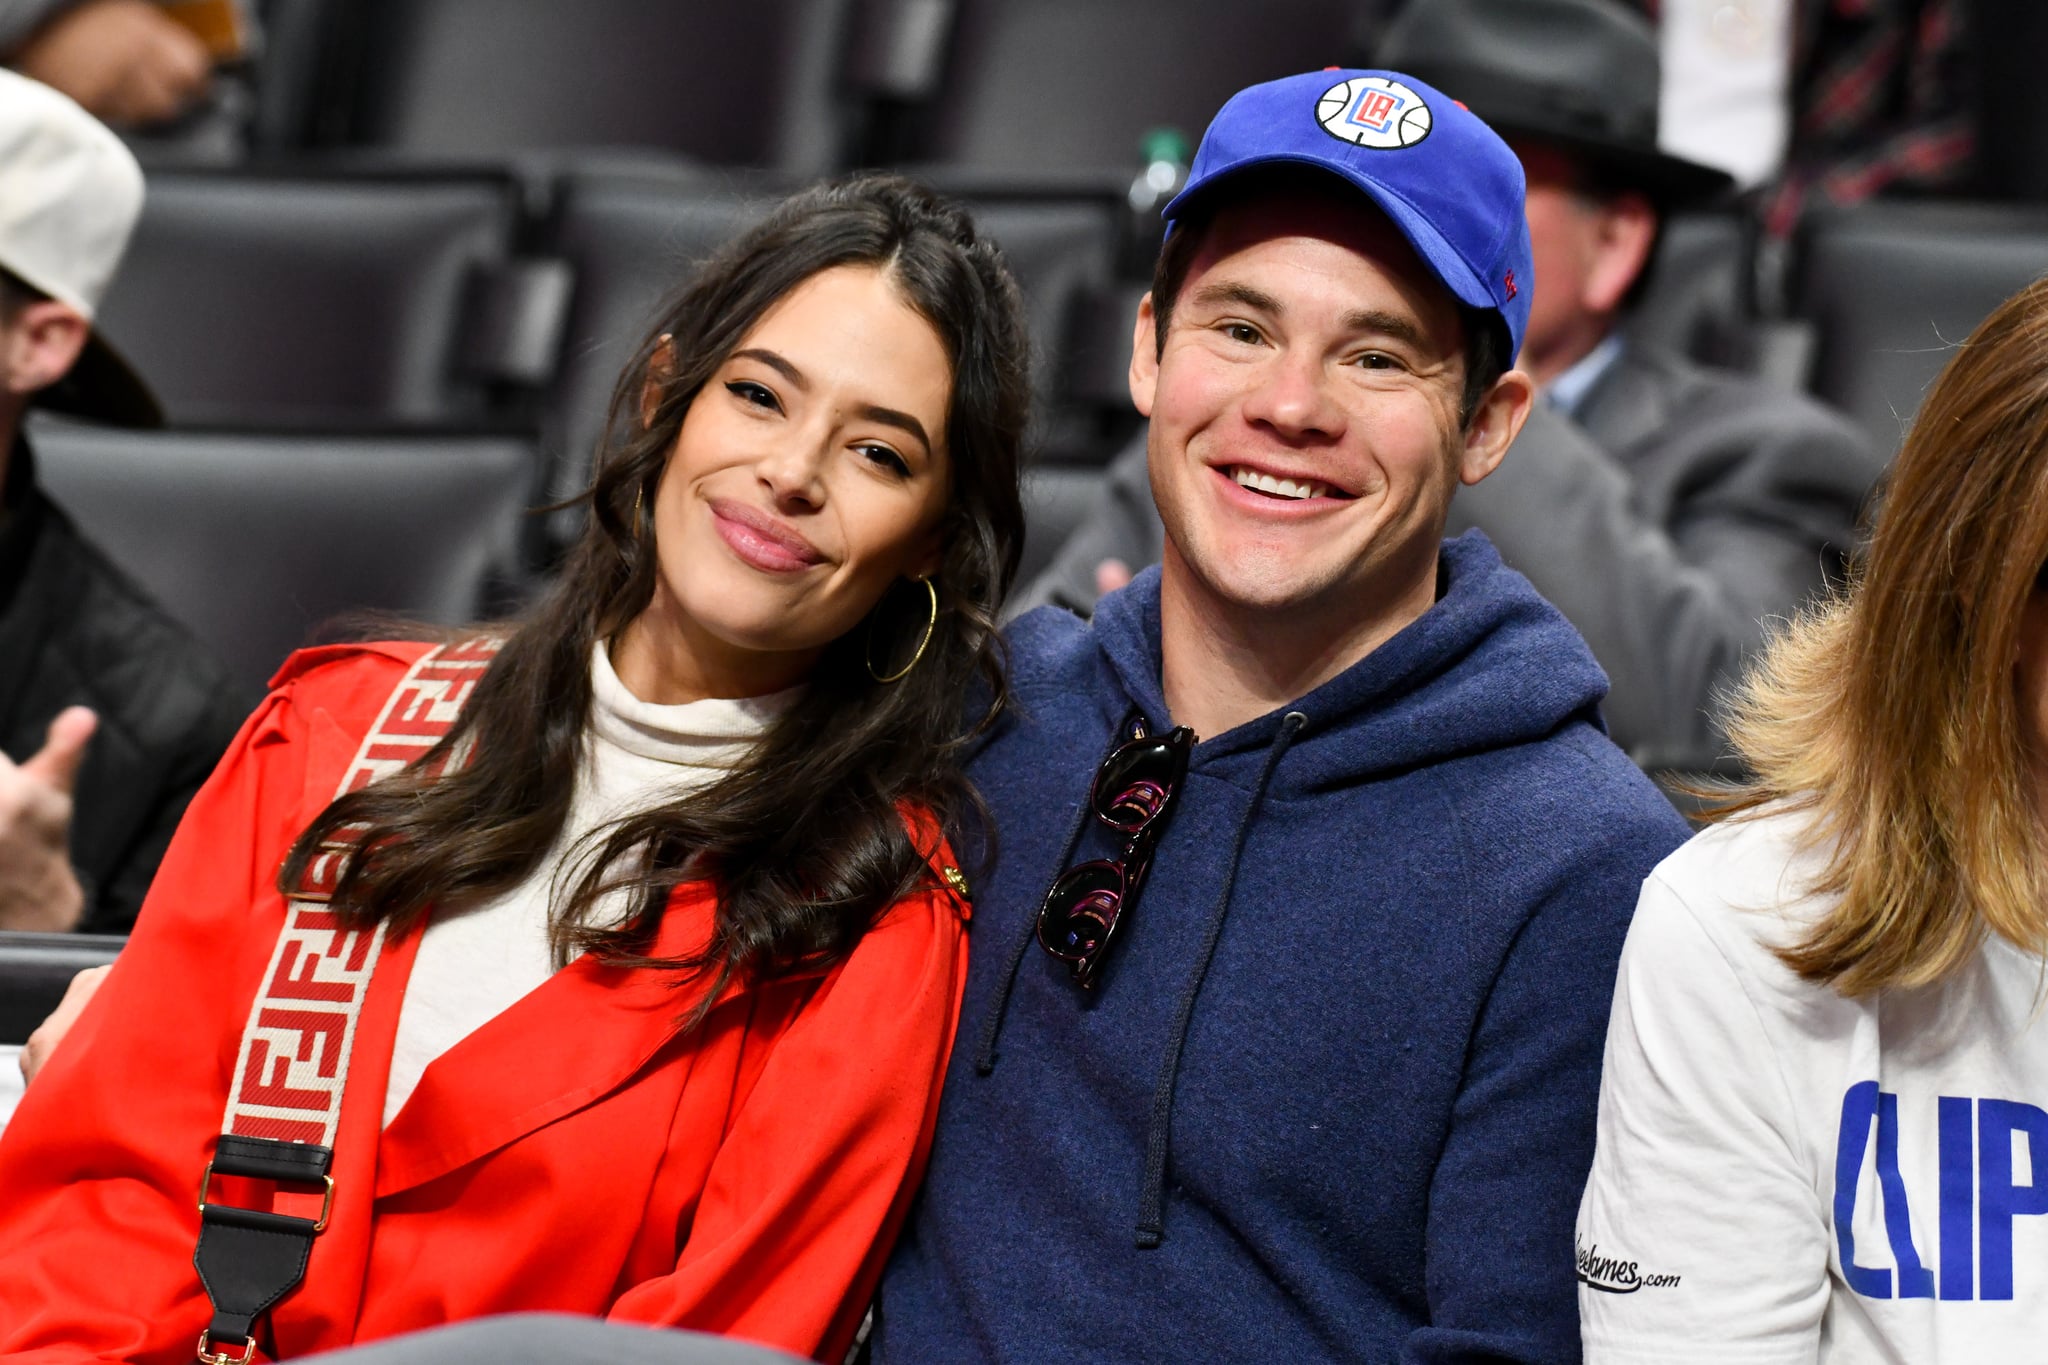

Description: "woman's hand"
20 962 111 1085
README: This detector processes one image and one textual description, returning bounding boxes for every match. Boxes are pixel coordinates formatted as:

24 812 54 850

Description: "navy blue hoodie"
874 533 1691 1363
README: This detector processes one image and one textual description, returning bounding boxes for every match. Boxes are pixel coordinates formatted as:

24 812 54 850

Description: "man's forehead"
1187 190 1460 333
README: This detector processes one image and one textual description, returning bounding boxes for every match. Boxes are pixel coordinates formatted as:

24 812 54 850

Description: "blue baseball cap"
1163 68 1534 363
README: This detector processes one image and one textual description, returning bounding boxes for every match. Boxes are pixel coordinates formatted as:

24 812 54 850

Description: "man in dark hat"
0 68 243 936
1018 0 1879 772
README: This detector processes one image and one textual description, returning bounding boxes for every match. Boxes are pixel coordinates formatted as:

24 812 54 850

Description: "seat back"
1793 202 2048 455
944 190 1123 461
339 0 851 173
0 933 122 1047
1017 461 1111 594
97 172 526 427
895 0 1358 172
1630 212 1749 363
32 422 534 693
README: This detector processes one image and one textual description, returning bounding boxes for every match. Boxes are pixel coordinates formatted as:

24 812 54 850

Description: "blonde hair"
1714 276 2048 996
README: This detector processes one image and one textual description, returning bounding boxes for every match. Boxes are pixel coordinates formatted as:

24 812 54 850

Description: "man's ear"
639 334 677 429
1127 292 1159 419
1584 192 1658 318
1458 368 1536 487
0 302 89 397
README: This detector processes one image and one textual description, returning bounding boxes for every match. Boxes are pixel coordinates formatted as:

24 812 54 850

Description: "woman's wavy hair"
1711 275 2048 996
280 174 1030 1012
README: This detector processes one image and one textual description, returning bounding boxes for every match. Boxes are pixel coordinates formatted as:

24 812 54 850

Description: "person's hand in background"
1094 559 1132 597
0 706 94 933
20 961 110 1084
14 0 210 127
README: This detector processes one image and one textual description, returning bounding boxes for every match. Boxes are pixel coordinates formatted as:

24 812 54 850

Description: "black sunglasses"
1035 720 1194 989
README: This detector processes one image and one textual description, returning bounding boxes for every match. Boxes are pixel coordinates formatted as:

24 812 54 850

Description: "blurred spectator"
1654 0 1974 233
1 0 212 129
0 68 243 933
1019 0 1880 769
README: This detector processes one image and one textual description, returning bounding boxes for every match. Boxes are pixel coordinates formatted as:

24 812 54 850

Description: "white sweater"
381 644 794 1125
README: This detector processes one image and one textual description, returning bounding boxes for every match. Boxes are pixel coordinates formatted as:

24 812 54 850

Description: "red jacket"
0 643 971 1363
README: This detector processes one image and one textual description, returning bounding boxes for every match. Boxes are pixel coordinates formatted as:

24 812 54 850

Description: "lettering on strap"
219 639 498 1148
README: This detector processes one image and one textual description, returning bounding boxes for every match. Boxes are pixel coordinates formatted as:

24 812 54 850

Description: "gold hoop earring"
867 576 938 684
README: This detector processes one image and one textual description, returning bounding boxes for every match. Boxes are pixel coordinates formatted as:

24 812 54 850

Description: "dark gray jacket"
1013 340 1881 766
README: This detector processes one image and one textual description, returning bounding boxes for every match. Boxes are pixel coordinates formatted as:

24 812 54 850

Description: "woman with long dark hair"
1578 276 2048 1361
0 174 1029 1364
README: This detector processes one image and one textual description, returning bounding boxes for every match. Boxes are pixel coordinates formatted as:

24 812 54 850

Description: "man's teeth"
1231 467 1327 500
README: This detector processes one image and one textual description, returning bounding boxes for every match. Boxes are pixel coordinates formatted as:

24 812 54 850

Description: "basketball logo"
1316 76 1432 150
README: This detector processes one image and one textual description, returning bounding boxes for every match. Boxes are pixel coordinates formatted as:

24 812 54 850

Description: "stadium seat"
95 171 553 427
0 933 122 1047
323 0 853 175
536 171 1130 549
948 189 1126 461
30 421 534 694
876 0 1359 173
1631 213 1748 365
1016 460 1110 596
1792 201 2048 455
1629 211 1816 392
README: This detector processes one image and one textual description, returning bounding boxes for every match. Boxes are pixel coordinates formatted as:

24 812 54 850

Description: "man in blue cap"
1017 0 1879 779
867 70 1690 1362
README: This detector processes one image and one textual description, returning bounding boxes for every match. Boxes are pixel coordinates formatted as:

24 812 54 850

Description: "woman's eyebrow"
858 405 933 457
730 347 809 390
732 346 933 455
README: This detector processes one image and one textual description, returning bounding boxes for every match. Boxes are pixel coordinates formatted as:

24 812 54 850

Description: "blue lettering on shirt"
1833 1085 2048 1302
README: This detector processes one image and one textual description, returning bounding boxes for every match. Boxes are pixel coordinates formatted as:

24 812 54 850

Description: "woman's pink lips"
708 499 825 573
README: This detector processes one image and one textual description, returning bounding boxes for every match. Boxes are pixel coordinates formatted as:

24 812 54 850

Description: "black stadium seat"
96 171 538 427
941 189 1125 459
1792 202 2048 455
887 0 1359 173
1017 461 1111 595
1630 213 1749 365
332 0 853 175
0 933 122 1046
31 421 534 694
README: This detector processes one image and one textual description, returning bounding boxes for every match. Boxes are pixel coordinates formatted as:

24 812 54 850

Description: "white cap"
0 70 159 425
0 68 144 319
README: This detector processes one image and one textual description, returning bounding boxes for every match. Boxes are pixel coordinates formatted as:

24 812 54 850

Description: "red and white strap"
219 639 499 1148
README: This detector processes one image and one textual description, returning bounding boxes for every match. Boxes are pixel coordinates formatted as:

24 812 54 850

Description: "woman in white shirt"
1578 274 2048 1362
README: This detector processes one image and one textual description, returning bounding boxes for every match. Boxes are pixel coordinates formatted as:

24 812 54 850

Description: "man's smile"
1228 466 1348 500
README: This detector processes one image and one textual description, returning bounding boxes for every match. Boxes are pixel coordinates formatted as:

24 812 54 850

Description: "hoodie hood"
1090 530 1611 775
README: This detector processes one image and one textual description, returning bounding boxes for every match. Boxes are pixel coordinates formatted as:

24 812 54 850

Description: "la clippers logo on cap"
1316 76 1432 149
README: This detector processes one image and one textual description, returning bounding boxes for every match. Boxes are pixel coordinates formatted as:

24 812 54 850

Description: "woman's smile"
708 496 826 574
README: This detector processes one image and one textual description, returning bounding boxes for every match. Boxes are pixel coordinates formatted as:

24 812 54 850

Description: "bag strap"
194 639 499 1364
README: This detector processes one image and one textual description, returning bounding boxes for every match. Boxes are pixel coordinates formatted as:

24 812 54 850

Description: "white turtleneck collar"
589 640 801 770
384 642 802 1127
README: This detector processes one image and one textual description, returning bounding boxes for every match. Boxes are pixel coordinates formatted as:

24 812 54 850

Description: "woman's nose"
756 437 828 508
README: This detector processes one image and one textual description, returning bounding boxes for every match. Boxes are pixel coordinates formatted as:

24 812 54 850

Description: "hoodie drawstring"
1134 709 1306 1249
971 786 1094 1076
